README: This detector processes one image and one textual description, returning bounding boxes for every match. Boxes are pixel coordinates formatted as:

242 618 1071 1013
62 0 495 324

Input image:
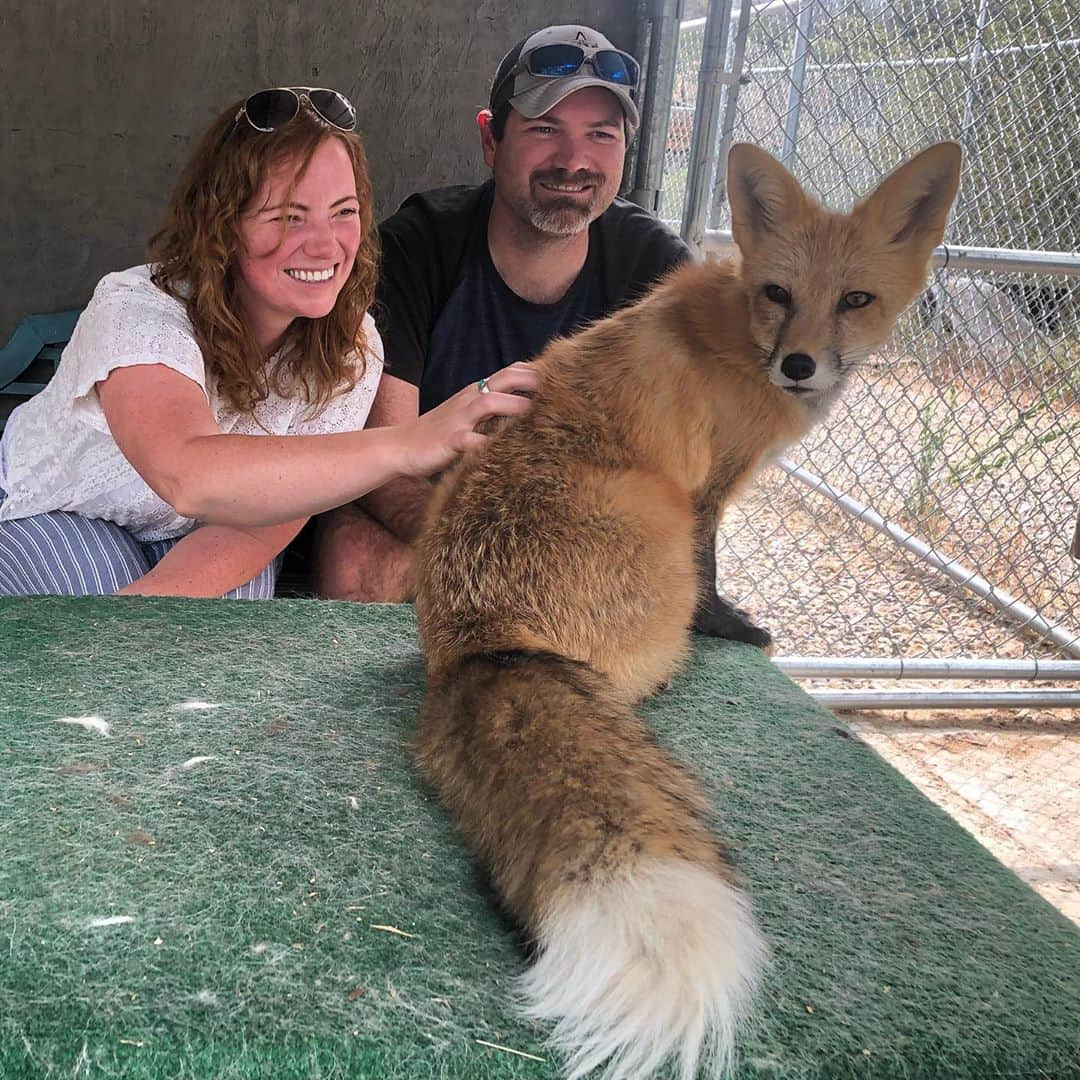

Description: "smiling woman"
233 143 365 356
0 89 537 599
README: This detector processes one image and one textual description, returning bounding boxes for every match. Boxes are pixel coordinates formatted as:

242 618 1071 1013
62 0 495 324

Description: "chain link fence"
660 0 1079 663
650 0 1079 920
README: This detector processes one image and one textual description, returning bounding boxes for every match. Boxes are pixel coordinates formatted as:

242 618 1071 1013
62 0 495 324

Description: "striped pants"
0 507 276 599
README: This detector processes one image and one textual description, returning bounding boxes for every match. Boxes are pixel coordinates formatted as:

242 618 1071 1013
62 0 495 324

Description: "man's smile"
538 181 593 194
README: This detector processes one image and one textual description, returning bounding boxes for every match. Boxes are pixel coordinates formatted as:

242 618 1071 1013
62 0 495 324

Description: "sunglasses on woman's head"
234 87 357 133
492 43 640 109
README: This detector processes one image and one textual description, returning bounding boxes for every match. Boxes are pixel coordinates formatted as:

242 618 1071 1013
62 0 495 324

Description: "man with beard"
312 24 690 600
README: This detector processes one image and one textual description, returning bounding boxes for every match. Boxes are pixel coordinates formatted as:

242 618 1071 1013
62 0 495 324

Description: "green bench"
1 598 1077 1078
0 310 82 427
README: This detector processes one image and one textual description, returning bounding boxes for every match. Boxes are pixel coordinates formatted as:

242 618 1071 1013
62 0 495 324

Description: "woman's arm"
115 517 307 597
96 361 536 528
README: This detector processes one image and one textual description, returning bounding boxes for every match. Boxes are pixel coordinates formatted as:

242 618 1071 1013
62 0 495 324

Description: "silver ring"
476 377 491 395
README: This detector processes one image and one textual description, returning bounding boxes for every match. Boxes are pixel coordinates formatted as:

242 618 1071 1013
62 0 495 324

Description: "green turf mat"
1 598 1077 1079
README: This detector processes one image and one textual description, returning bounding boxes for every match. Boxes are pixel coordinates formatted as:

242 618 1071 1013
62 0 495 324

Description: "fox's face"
727 142 962 414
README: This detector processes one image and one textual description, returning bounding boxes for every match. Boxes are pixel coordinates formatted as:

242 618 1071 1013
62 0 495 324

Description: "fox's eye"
842 290 875 309
764 284 791 306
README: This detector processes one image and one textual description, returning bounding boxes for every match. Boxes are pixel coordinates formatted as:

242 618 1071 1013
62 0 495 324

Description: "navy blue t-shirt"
374 182 691 414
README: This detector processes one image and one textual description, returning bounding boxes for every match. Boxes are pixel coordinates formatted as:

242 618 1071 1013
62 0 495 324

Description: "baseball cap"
489 25 640 133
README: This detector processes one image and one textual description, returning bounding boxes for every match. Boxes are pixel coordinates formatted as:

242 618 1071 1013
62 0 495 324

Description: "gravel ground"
715 357 1078 660
845 708 1079 922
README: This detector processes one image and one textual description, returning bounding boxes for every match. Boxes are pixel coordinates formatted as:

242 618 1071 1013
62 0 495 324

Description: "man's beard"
524 169 608 237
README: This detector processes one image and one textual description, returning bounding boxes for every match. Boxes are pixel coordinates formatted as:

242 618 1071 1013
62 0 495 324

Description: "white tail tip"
519 858 765 1080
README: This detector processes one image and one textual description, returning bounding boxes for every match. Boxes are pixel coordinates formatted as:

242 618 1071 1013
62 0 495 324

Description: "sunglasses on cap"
233 87 357 133
492 43 640 108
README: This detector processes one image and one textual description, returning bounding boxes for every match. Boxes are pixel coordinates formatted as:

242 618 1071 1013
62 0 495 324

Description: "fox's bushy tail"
411 651 765 1079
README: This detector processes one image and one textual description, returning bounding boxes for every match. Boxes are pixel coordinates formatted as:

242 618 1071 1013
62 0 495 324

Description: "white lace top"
0 265 383 541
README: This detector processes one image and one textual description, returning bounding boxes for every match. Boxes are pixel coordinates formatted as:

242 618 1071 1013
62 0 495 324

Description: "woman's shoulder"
61 264 204 386
359 310 383 360
78 264 197 347
89 264 187 315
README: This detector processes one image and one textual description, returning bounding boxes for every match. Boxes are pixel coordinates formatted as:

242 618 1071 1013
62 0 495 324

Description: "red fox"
411 142 962 1079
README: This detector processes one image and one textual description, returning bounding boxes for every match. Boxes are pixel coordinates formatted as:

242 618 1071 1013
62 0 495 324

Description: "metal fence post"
680 0 737 250
780 0 818 170
960 0 993 138
629 0 684 214
709 0 754 228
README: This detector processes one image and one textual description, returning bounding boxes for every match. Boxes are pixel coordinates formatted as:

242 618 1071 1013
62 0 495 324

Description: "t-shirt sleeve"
288 314 385 435
66 268 209 434
648 223 694 281
373 204 439 388
602 201 693 308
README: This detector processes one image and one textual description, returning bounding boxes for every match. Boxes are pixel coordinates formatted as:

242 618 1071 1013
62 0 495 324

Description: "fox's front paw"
693 594 772 649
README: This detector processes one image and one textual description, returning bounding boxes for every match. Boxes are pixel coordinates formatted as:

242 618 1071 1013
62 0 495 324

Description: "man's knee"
312 503 414 602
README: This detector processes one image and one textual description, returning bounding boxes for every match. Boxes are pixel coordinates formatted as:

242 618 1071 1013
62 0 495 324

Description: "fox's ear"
855 142 962 256
727 143 810 253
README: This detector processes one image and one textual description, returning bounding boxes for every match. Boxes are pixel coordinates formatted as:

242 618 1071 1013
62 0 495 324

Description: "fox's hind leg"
580 469 700 702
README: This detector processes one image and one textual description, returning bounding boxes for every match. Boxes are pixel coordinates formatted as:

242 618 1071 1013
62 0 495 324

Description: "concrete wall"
0 0 639 343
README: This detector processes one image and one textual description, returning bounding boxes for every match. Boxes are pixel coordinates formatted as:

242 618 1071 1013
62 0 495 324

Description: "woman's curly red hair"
148 99 379 417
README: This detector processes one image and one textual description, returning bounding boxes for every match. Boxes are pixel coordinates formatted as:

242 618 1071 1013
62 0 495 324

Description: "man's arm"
356 191 456 542
311 373 429 602
311 189 472 601
357 374 433 542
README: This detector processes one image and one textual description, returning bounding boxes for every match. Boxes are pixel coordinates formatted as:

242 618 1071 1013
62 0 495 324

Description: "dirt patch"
846 707 1079 923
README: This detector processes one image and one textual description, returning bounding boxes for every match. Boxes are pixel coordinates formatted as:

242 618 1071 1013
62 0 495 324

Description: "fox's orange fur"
411 142 961 1079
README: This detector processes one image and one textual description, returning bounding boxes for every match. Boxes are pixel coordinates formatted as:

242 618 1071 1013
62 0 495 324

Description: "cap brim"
510 74 639 131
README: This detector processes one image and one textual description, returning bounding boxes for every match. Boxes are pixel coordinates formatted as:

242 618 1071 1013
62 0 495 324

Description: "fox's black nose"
781 353 816 381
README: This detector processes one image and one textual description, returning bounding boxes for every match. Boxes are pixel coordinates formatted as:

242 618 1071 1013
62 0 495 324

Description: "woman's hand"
396 362 539 478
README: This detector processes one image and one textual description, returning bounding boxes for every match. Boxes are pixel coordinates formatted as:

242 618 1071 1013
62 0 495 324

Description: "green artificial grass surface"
0 597 1077 1079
